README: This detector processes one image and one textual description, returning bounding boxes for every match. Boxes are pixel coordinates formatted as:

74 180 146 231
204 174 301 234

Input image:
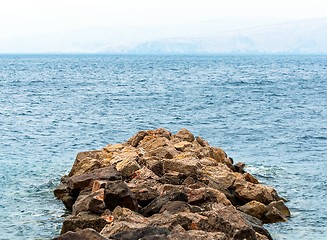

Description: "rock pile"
54 128 290 240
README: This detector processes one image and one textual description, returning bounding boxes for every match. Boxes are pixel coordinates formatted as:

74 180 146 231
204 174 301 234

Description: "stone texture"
61 212 107 234
238 200 267 220
104 180 138 211
54 228 107 240
54 128 289 239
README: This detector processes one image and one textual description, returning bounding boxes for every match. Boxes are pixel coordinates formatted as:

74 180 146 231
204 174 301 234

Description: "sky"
1 0 327 38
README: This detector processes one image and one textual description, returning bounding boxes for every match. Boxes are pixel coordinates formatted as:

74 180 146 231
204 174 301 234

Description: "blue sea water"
0 55 326 240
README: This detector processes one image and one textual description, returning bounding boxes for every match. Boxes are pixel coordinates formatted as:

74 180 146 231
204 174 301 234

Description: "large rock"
173 128 195 142
141 191 188 217
54 228 107 240
67 166 122 191
104 180 138 211
68 150 103 177
72 189 106 215
61 212 108 234
238 200 267 220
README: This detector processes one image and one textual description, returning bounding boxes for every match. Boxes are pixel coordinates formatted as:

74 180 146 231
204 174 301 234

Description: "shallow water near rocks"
0 55 326 239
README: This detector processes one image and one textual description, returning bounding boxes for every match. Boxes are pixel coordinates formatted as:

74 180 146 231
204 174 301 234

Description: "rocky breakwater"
54 128 290 240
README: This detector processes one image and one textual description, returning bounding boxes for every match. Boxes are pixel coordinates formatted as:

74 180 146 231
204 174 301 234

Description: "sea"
0 55 326 240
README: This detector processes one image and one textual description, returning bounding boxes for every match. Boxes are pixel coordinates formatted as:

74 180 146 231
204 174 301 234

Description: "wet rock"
61 212 108 234
104 180 138 211
54 228 107 240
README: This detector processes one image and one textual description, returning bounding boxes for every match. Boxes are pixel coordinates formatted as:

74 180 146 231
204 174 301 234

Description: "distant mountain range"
1 18 327 54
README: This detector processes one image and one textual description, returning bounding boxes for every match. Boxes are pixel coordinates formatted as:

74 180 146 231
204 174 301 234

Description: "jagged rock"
267 200 290 218
244 172 260 184
263 206 287 223
116 158 140 177
127 130 147 147
174 141 192 151
67 166 122 191
104 180 138 211
100 221 147 238
110 226 171 240
174 128 195 142
68 150 103 177
127 179 159 205
72 189 105 215
238 200 267 220
163 157 201 178
141 192 188 217
234 162 246 173
199 205 257 240
54 128 289 239
54 228 107 240
159 201 191 214
239 212 273 240
61 212 108 234
195 136 209 147
234 181 280 205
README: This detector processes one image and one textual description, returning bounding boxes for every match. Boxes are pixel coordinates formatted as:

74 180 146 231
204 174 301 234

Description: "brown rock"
163 157 201 178
238 200 267 220
68 150 102 177
54 228 107 240
174 141 192 151
198 204 257 240
186 187 231 206
141 192 188 217
148 146 177 159
244 172 260 184
267 200 290 218
116 158 140 177
234 181 280 205
112 206 149 224
61 212 108 234
72 189 105 215
195 136 209 147
104 180 138 211
68 166 122 191
100 221 147 238
174 128 195 142
263 206 287 223
127 130 147 147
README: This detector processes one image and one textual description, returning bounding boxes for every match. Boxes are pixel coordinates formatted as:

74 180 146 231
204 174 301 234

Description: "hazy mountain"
0 18 326 54
126 18 327 54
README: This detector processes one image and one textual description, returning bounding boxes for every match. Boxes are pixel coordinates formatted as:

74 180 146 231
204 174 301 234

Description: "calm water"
0 55 326 239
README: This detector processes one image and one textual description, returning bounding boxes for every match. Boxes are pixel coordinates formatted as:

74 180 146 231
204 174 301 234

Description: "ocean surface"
0 55 326 240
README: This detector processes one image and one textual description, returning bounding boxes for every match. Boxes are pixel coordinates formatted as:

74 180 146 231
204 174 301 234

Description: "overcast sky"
1 0 327 38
